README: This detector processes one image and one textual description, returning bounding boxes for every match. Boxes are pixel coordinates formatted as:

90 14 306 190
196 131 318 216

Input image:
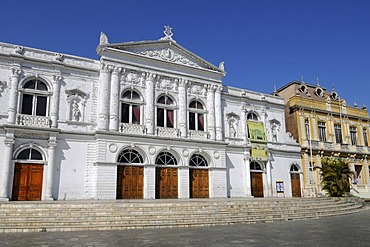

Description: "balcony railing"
341 144 349 150
324 142 333 150
156 127 180 138
17 114 50 128
119 123 146 135
189 130 210 140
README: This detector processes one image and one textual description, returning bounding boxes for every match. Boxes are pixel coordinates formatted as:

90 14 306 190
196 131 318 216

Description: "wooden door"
290 173 301 197
12 163 43 201
190 169 209 198
156 167 178 199
251 172 264 197
116 166 144 199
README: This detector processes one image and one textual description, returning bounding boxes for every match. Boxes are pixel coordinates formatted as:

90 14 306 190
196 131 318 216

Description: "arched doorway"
116 149 144 199
250 161 264 197
290 164 301 197
189 154 209 198
12 148 44 201
155 151 178 199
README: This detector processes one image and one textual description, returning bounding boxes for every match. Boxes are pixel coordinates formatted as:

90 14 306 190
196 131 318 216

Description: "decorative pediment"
101 40 224 73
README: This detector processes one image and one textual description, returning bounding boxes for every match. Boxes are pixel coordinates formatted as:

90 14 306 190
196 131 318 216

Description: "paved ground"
0 206 369 247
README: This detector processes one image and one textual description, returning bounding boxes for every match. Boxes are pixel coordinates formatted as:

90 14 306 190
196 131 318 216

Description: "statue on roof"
100 32 109 45
219 61 225 71
160 26 174 41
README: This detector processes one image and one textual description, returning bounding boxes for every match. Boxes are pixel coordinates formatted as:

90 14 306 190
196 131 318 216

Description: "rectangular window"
157 108 164 127
35 96 47 116
166 109 174 128
132 105 140 124
189 112 195 130
121 103 129 123
350 126 357 146
21 94 33 115
334 124 343 144
363 128 368 146
305 119 310 140
318 121 326 142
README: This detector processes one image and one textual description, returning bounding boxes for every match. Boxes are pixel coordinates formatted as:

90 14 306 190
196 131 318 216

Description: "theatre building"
0 28 301 201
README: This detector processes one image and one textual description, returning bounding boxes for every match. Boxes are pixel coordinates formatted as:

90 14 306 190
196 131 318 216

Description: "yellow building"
276 81 370 198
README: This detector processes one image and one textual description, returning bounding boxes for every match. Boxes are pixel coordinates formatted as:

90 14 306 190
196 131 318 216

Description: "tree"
316 158 353 197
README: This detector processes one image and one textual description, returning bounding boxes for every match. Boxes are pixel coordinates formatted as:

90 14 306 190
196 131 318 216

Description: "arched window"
247 112 258 121
189 154 208 167
155 151 177 166
250 161 262 170
189 100 205 131
17 148 43 160
117 149 143 164
21 79 49 116
290 164 300 172
156 95 175 128
121 90 142 124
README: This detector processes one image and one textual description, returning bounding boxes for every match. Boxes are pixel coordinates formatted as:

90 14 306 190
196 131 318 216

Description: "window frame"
20 79 50 117
188 100 206 131
156 95 176 128
350 126 357 146
120 90 143 125
318 121 327 142
334 123 343 144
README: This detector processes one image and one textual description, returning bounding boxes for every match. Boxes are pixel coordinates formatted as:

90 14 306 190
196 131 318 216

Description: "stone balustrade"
17 114 50 128
119 123 146 134
156 127 180 138
189 130 210 140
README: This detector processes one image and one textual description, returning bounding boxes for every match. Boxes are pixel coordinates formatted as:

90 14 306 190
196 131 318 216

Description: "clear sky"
2 0 369 108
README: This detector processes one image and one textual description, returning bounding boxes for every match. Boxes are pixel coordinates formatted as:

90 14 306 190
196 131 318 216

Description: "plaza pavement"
0 204 369 247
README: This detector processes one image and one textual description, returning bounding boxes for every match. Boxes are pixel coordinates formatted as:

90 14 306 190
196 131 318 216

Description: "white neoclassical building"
0 28 301 201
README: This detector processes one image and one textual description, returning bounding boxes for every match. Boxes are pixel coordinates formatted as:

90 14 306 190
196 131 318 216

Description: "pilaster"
178 79 188 138
145 72 156 135
50 74 63 128
0 131 15 201
207 85 216 140
97 63 112 131
7 67 22 124
45 134 57 200
215 85 223 141
109 66 122 132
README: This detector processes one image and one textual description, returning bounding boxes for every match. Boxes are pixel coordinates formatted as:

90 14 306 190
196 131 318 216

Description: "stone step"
0 197 365 233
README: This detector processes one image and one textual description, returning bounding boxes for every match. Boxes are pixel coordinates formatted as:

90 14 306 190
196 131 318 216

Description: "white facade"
0 29 301 201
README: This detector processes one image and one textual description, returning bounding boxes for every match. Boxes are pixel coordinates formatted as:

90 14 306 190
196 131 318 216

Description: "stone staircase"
0 197 366 233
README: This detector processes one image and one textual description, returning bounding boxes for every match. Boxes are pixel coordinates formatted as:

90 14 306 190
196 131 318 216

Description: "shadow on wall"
54 139 70 200
225 154 234 198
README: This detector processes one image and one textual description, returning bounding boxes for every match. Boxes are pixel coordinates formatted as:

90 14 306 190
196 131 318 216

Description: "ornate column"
109 67 122 132
299 109 306 141
207 85 216 140
97 63 112 131
45 134 57 200
145 72 156 135
266 158 272 197
50 74 63 128
7 67 22 124
0 131 15 201
311 111 318 140
244 152 252 197
178 79 188 138
215 85 223 141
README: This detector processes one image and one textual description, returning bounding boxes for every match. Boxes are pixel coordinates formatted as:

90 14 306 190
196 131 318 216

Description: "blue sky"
2 0 369 108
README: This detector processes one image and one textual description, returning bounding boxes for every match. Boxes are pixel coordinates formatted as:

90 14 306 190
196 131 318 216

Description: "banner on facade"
251 143 269 160
247 121 267 143
248 121 268 160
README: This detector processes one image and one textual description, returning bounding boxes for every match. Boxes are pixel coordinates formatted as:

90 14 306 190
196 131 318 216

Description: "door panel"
12 163 43 201
290 173 301 197
190 169 209 198
156 167 178 199
117 166 144 199
251 172 264 197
